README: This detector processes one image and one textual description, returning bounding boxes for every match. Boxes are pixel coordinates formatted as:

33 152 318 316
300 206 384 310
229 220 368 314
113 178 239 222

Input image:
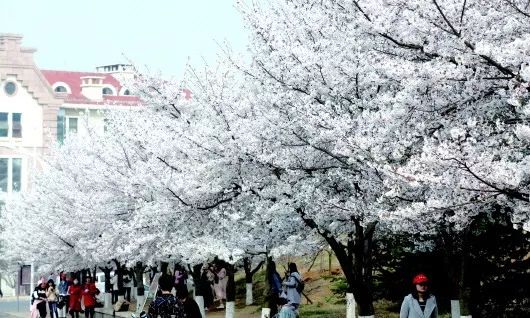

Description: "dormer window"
54 86 67 93
123 89 131 96
52 82 71 94
102 87 113 95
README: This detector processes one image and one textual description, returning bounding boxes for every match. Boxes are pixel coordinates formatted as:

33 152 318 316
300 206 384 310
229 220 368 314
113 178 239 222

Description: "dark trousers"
112 290 119 304
60 295 70 315
49 302 59 318
84 307 95 318
269 293 279 317
69 311 79 318
37 302 47 318
124 287 131 302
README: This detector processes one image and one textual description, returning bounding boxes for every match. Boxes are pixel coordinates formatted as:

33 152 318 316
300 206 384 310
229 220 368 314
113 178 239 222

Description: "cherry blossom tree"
224 0 530 315
4 2 530 317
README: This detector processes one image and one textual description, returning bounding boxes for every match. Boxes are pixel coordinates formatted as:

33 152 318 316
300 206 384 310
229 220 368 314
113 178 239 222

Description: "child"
273 297 297 318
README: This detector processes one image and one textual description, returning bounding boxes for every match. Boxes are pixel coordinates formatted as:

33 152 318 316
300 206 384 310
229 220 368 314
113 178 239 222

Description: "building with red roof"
0 33 142 296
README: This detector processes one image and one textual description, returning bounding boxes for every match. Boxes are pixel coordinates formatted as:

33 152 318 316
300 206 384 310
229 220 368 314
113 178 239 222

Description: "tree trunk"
98 267 113 293
134 262 146 297
189 264 206 318
226 264 236 302
243 257 264 305
160 262 169 275
297 207 377 315
113 260 125 297
225 264 236 318
328 249 333 273
330 224 376 316
353 282 374 317
149 266 158 284
190 264 204 297
440 223 471 318
263 256 278 317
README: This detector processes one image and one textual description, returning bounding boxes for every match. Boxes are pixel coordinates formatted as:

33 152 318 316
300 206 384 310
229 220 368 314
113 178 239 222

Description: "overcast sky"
0 0 248 77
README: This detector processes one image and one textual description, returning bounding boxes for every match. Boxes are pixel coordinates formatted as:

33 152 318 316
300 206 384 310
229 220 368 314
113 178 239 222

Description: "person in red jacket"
68 279 82 318
82 277 99 318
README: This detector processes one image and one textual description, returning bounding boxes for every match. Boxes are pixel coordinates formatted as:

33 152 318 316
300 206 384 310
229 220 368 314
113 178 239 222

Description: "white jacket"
283 272 302 305
400 294 438 318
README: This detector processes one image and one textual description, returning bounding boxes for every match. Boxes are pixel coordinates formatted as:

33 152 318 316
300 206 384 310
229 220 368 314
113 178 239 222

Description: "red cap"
412 273 429 285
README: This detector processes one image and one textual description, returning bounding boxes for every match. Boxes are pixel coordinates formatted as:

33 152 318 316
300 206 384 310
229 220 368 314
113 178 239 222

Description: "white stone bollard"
346 293 356 318
225 301 235 318
195 295 206 318
104 292 112 309
245 283 253 305
136 295 145 312
261 307 271 318
451 300 461 318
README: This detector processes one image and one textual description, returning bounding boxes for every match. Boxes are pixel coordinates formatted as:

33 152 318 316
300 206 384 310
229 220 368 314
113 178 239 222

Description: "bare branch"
432 0 461 36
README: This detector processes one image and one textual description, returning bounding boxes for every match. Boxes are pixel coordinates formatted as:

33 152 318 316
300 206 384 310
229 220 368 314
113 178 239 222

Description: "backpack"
293 275 304 294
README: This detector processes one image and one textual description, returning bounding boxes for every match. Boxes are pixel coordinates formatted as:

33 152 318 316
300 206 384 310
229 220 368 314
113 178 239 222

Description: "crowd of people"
30 274 100 318
267 262 303 318
145 261 304 318
198 260 229 311
25 262 437 318
147 274 201 318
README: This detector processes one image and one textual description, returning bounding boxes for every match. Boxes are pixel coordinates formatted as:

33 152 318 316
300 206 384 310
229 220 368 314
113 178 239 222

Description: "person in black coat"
177 287 202 318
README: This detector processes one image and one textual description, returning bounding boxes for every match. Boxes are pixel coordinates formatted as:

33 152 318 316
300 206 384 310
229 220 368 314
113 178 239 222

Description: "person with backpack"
282 262 303 310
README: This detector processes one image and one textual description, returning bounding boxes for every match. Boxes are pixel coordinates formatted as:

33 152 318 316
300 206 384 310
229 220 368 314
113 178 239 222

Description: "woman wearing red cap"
400 273 438 318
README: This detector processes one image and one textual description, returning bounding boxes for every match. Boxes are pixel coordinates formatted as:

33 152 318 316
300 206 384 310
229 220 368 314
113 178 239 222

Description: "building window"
102 87 113 95
54 86 68 93
0 159 7 192
4 81 17 96
12 113 22 138
12 158 21 192
0 158 22 193
0 113 22 138
123 89 131 96
66 117 78 134
0 113 8 137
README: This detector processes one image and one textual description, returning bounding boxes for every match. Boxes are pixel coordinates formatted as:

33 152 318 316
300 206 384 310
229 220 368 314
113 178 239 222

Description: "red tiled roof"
41 70 141 105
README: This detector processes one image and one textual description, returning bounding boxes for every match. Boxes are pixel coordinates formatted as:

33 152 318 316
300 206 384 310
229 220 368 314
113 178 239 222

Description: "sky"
0 0 249 77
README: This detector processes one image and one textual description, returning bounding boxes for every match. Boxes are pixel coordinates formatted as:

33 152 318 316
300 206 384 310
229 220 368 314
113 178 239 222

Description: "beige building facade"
0 33 140 296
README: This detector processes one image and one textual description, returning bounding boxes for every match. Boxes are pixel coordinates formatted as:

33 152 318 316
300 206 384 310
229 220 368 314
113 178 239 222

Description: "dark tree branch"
505 0 530 18
432 0 461 36
166 183 241 211
448 158 529 202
